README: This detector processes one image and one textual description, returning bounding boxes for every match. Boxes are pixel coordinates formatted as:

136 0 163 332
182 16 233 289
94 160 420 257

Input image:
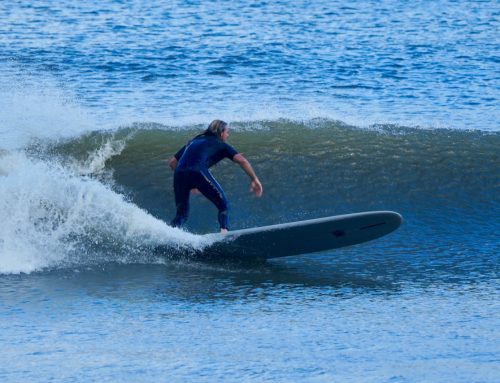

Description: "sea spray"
0 151 209 274
0 76 98 151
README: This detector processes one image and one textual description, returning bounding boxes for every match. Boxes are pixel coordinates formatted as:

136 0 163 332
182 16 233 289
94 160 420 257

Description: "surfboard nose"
358 211 403 235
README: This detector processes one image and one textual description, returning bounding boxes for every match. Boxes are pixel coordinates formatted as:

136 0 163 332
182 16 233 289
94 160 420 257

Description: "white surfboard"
201 211 402 260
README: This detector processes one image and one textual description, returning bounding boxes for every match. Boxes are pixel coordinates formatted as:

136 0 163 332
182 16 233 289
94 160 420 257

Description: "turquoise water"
0 1 499 382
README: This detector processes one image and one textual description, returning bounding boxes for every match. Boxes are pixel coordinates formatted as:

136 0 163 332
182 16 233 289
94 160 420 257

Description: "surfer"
168 120 263 233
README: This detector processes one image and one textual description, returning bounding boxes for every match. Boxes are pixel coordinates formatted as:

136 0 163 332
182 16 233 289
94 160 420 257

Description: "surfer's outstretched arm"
232 154 263 197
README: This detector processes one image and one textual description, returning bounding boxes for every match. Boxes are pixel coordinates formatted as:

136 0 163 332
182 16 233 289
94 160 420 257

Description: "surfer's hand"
191 188 200 195
250 179 263 197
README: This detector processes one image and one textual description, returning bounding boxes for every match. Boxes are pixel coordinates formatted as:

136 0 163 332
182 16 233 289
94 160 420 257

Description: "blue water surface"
0 1 499 382
1 0 498 129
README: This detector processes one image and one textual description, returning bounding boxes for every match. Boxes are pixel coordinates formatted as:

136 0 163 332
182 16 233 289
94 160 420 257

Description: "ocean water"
0 1 499 382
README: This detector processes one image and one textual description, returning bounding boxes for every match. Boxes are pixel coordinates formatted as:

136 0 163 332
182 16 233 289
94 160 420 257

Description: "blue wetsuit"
171 133 238 230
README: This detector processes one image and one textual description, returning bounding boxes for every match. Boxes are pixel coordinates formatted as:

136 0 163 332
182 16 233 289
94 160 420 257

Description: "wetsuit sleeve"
223 143 238 160
174 145 186 160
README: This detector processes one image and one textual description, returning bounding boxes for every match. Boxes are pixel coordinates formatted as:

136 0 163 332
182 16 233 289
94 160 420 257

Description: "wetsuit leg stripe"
200 171 226 203
197 171 229 229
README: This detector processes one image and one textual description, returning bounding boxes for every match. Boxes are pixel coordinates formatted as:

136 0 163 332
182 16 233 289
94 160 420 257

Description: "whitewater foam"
0 151 209 274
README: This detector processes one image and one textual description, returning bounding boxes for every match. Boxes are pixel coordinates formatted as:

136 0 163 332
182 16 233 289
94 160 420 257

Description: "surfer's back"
176 135 237 172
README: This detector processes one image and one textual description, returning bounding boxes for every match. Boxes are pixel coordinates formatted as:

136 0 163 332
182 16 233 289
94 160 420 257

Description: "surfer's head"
206 120 229 141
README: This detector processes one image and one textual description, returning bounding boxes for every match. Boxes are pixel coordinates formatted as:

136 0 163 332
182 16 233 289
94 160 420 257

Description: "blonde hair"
206 119 228 138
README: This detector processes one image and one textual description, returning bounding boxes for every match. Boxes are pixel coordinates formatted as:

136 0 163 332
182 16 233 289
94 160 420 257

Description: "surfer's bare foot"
220 228 228 234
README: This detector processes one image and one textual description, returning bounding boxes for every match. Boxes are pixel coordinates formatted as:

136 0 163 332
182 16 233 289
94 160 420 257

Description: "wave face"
96 121 499 228
2 119 497 275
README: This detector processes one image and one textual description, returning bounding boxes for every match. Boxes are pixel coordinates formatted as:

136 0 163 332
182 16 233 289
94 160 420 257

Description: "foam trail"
0 152 208 274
